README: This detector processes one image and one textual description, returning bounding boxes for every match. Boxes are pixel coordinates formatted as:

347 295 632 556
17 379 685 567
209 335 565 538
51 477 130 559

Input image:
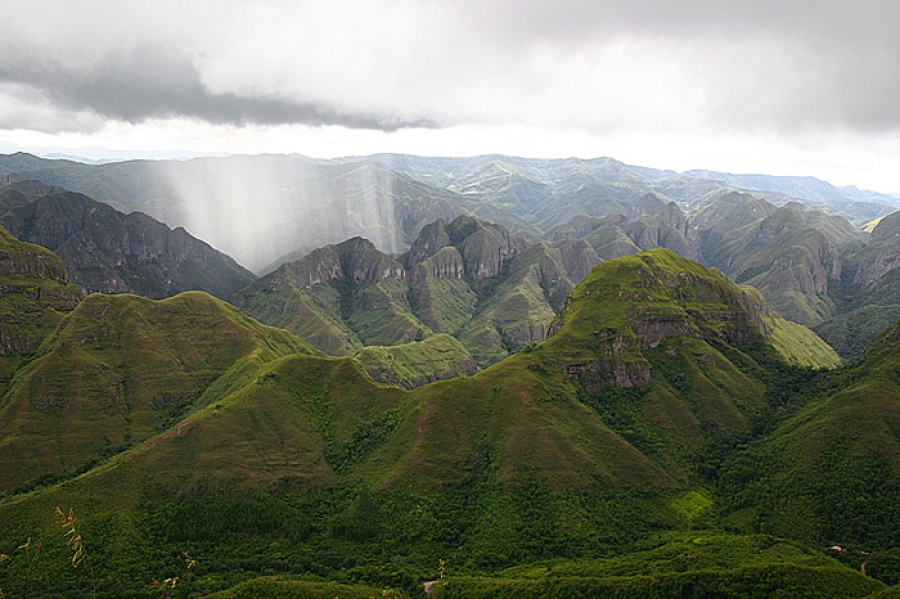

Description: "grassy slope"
0 225 81 393
435 531 882 599
232 240 430 356
458 243 575 367
0 291 318 491
0 249 865 598
354 334 476 389
767 314 842 368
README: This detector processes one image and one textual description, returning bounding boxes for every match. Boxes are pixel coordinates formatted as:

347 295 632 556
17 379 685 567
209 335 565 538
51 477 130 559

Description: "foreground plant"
55 507 96 599
153 551 197 599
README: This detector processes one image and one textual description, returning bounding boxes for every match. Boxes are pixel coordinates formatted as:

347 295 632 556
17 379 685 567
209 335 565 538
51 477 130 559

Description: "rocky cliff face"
55 211 256 299
626 193 667 222
852 211 900 286
404 215 528 280
624 202 701 261
0 191 114 251
231 236 416 356
545 249 772 389
853 238 900 286
266 237 406 292
403 218 452 271
0 184 255 299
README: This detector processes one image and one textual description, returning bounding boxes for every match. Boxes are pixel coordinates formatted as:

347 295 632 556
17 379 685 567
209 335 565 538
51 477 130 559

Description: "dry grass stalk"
153 551 197 599
55 507 96 599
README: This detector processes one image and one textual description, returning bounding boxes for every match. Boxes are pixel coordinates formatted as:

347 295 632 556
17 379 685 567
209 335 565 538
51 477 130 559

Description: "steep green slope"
698 203 841 325
354 334 477 389
434 531 881 599
236 216 598 369
231 237 428 355
719 317 900 549
0 225 81 393
0 291 318 491
768 315 841 369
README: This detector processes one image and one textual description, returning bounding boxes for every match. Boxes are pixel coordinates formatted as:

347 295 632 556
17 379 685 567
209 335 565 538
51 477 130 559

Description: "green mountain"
0 180 256 299
0 248 871 599
813 211 900 361
354 334 477 389
541 194 699 262
720 317 900 553
0 225 81 394
232 216 598 369
695 198 843 326
0 290 319 492
230 236 425 355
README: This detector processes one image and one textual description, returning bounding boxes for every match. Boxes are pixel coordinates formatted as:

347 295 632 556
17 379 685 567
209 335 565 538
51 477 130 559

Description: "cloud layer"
1 1 899 138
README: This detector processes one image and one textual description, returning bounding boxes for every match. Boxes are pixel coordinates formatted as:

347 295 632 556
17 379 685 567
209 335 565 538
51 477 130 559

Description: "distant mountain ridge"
0 178 256 299
1 151 895 275
6 150 900 363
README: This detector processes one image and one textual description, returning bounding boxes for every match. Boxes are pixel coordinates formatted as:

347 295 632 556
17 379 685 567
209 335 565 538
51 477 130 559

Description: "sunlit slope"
0 249 808 498
0 247 856 599
0 225 81 391
0 291 318 491
432 531 882 599
729 317 900 548
231 236 429 355
94 355 405 496
354 334 477 389
234 216 600 369
365 250 833 490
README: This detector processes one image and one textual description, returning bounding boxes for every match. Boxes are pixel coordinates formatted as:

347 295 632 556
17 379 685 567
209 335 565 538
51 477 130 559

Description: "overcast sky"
1 0 899 192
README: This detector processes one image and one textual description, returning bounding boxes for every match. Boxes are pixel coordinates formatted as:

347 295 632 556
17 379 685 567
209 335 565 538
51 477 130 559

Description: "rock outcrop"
545 249 774 389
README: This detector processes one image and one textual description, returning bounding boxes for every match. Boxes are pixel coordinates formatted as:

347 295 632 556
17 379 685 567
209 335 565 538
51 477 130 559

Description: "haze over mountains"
1 152 896 273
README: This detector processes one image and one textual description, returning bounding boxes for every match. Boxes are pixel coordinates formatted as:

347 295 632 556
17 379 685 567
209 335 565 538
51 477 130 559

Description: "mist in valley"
144 154 406 273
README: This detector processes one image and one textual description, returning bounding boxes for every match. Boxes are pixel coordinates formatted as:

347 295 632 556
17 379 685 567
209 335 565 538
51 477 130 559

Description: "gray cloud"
0 41 435 131
0 1 899 136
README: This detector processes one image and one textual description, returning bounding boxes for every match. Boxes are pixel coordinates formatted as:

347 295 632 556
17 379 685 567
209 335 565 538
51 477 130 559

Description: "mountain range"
1 152 896 273
0 234 895 597
4 151 900 597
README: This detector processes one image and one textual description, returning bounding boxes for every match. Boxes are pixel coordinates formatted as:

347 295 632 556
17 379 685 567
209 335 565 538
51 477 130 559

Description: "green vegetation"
768 314 842 368
0 243 897 598
434 532 882 599
814 305 900 363
0 224 81 394
0 290 319 492
235 216 597 370
354 334 476 389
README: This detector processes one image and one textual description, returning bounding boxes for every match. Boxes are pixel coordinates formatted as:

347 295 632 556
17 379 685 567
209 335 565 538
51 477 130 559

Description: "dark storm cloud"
0 42 434 131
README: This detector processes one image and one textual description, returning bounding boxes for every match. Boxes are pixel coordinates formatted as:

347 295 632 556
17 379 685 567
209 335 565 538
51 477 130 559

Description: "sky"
1 0 899 193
